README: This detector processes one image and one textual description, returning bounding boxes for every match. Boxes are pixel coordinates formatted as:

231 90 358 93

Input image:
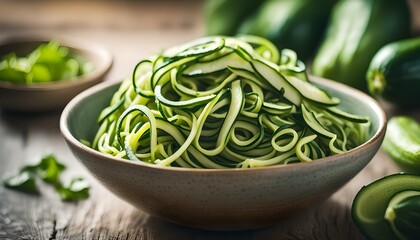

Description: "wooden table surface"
0 1 419 239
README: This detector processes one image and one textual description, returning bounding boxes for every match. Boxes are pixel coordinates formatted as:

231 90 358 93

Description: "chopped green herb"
3 154 89 201
56 178 90 201
3 171 38 193
21 154 66 184
0 40 91 84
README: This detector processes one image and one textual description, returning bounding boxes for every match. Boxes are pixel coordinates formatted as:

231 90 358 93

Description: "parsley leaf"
3 154 89 201
3 171 38 193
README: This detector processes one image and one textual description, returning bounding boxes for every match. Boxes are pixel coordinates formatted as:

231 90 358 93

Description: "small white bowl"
0 35 112 112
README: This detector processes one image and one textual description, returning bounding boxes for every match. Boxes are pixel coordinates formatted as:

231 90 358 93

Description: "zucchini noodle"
92 36 370 168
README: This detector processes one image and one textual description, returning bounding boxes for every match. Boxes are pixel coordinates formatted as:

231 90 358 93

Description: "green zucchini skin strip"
93 35 370 168
116 105 158 161
325 106 370 123
97 95 125 124
155 84 216 108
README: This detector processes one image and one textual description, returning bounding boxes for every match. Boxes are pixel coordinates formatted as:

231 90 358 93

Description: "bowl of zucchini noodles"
60 36 386 230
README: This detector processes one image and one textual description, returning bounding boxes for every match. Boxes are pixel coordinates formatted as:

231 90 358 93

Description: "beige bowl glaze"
60 76 386 231
0 35 112 112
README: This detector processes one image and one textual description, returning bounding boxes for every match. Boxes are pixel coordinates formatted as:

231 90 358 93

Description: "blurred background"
0 0 204 83
1 0 419 89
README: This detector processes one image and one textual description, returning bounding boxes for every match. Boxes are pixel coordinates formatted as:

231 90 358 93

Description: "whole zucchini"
312 0 411 90
367 37 420 106
204 0 264 36
237 0 336 61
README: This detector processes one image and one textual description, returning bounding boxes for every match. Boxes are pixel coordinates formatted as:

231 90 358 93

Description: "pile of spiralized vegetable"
92 36 370 168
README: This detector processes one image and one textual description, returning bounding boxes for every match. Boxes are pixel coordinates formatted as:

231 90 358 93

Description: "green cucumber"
382 116 420 174
367 37 420 106
352 173 420 240
204 0 264 36
312 0 411 90
237 0 336 61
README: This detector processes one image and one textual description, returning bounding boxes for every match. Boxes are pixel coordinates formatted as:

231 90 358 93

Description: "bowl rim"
0 34 113 91
60 75 387 173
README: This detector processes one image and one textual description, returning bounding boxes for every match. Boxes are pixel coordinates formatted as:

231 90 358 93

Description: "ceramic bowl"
0 35 112 112
60 76 386 231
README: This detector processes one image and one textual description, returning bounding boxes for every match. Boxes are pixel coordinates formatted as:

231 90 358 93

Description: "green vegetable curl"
92 36 370 168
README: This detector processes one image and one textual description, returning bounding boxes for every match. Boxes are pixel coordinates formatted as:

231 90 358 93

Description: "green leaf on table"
56 177 90 201
21 154 66 184
38 154 66 184
3 171 38 193
3 154 89 201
